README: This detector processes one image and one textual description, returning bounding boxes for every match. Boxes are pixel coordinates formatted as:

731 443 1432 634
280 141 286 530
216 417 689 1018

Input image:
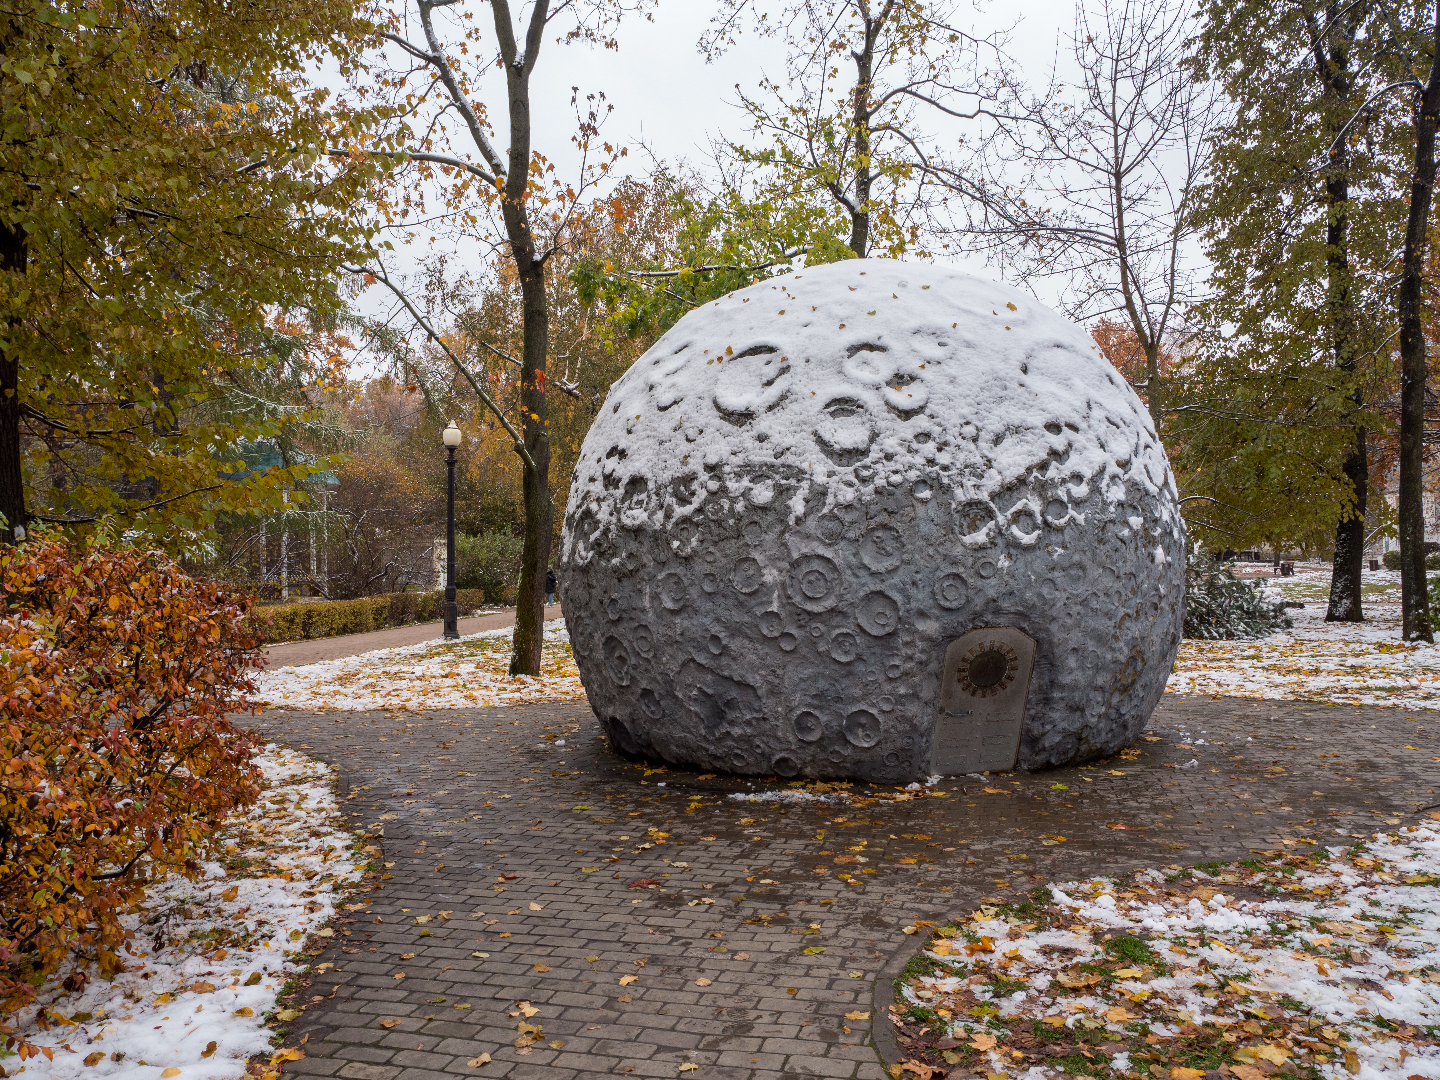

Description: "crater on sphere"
787 554 842 612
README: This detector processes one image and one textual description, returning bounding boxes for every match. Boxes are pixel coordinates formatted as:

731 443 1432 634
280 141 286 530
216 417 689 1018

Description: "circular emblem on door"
957 640 1019 698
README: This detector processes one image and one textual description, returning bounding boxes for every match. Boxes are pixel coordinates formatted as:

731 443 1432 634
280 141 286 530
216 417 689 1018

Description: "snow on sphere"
560 259 1185 783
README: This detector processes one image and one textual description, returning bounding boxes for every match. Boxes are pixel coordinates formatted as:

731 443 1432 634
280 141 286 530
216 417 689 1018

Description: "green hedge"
1381 550 1440 571
257 589 492 644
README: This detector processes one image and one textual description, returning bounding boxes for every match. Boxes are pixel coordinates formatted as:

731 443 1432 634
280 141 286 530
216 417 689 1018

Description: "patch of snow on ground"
1168 563 1440 708
728 790 844 805
901 826 1440 1079
254 619 582 711
15 745 364 1080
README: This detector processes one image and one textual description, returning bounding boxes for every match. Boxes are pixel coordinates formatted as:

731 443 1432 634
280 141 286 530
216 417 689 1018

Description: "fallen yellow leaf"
162 1071 181 1078
1171 1069 1204 1080
271 1049 305 1064
529 902 543 911
1113 968 1145 979
969 1032 997 1051
220 886 239 902
619 974 638 986
84 1052 103 1066
695 978 713 987
467 1054 491 1068
1041 1016 1066 1028
845 1010 871 1020
233 1007 254 1017
201 1042 217 1060
534 962 552 973
381 1018 401 1029
1104 1006 1135 1023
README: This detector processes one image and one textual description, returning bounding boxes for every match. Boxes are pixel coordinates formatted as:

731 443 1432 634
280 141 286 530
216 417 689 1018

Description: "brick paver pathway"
255 695 1440 1080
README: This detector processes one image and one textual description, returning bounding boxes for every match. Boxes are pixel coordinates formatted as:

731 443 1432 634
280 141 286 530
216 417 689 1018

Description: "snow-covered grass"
892 826 1440 1080
12 745 366 1080
254 619 582 711
1168 563 1440 709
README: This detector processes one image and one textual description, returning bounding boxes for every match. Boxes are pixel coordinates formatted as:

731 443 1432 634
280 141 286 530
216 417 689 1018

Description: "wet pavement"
254 694 1440 1080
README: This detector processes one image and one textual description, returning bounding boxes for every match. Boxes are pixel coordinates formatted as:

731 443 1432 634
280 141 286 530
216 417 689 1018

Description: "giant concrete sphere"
560 259 1185 783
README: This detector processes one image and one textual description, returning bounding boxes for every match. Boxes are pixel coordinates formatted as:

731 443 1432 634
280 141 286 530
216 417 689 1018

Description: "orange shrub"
0 538 263 1030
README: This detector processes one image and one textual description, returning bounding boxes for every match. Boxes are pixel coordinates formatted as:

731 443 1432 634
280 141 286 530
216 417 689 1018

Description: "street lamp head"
442 421 462 448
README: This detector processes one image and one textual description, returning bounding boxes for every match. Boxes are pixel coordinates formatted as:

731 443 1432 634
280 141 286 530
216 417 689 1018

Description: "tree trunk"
0 219 25 544
1144 340 1162 418
847 25 874 259
1398 10 1440 642
1318 24 1364 623
1327 427 1366 621
499 0 552 677
510 255 552 676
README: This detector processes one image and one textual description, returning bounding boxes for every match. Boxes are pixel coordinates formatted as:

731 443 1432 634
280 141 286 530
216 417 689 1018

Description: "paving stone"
258 693 1440 1078
284 1057 344 1077
333 1045 397 1065
335 1064 400 1080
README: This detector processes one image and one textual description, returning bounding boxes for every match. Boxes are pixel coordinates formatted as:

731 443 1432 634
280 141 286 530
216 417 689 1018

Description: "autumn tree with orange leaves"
0 538 262 1035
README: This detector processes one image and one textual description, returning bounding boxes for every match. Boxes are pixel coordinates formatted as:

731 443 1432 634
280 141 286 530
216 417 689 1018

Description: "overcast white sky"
524 1 1078 181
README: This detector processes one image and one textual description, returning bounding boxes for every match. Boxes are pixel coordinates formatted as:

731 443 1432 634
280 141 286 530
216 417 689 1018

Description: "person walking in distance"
545 566 557 607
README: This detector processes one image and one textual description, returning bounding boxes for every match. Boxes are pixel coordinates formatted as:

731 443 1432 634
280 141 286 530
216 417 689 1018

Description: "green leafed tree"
0 0 392 546
1184 0 1405 621
570 165 844 345
575 2 1015 353
702 0 1014 262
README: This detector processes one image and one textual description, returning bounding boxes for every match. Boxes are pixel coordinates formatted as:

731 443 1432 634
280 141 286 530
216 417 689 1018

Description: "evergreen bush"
1183 550 1294 639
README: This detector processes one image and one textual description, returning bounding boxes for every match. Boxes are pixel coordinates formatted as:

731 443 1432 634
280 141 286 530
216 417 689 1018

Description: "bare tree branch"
345 262 537 472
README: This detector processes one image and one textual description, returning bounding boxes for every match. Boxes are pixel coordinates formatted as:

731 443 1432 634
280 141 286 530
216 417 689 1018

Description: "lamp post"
442 421 462 640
